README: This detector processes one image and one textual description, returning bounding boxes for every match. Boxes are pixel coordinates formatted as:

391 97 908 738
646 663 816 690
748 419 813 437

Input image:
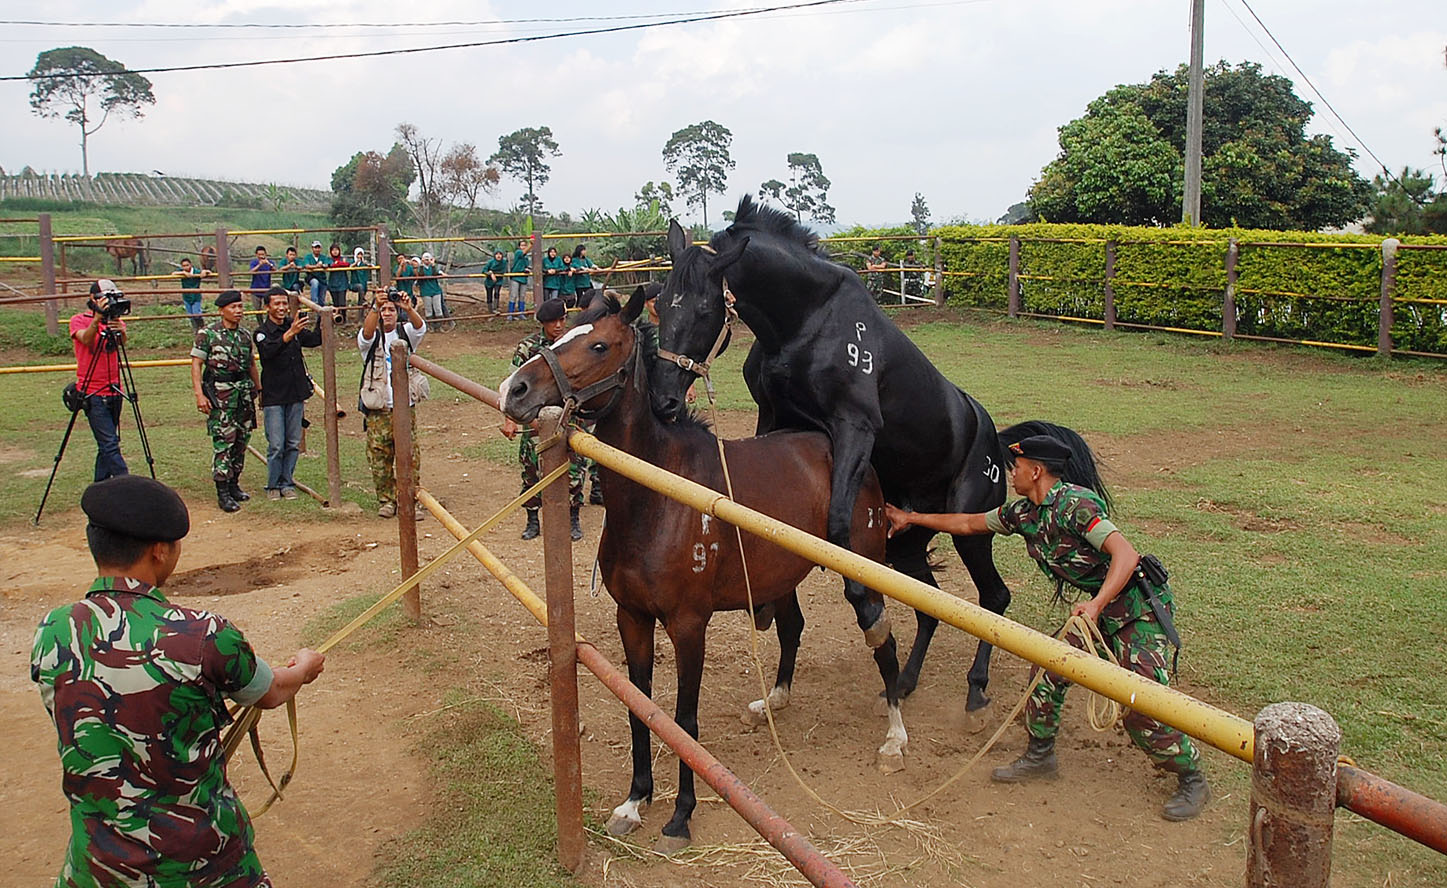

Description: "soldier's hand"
883 503 910 538
1071 596 1106 624
288 648 326 683
195 393 211 414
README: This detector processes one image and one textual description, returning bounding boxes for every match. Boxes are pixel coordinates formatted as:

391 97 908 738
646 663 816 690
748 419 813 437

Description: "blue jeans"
84 393 128 482
309 277 324 305
263 401 305 491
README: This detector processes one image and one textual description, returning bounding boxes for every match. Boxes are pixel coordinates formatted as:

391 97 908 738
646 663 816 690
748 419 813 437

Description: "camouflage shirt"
986 481 1170 634
31 576 275 888
190 323 255 395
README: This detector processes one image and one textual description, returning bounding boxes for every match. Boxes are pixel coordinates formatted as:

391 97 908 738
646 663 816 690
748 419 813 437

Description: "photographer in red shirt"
69 280 129 481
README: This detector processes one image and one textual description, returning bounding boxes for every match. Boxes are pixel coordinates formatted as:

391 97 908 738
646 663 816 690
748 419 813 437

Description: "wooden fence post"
389 340 422 623
1246 702 1340 888
319 310 343 510
540 420 585 872
1378 238 1399 357
1223 238 1239 340
377 225 392 289
1007 235 1021 318
933 235 945 306
215 227 231 289
1102 240 1117 332
39 213 58 335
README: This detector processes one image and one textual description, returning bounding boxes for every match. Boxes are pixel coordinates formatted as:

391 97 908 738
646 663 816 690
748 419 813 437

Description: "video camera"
88 281 132 321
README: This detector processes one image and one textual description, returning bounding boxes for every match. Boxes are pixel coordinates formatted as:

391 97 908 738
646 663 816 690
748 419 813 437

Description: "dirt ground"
1 326 1259 888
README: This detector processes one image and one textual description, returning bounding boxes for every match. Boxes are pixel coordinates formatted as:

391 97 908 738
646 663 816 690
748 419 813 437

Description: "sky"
2 0 1444 228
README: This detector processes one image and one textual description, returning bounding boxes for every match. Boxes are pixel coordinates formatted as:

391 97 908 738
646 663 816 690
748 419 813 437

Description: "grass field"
4 310 1444 883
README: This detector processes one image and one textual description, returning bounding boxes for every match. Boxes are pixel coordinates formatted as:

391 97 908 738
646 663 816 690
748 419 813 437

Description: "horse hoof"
966 687 991 712
876 749 906 774
654 833 692 856
741 704 768 728
606 812 641 836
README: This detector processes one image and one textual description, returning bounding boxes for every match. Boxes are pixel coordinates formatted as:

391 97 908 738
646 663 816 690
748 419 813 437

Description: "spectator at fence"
191 291 260 514
572 244 597 306
175 257 211 332
357 291 427 519
278 245 302 293
883 435 1210 821
69 280 129 481
248 245 276 310
254 286 322 501
509 238 531 318
484 249 507 313
324 243 351 321
558 252 578 307
417 251 446 320
501 299 586 541
301 240 328 305
542 246 564 302
394 253 414 300
902 248 925 302
350 246 371 312
30 475 326 888
865 245 888 303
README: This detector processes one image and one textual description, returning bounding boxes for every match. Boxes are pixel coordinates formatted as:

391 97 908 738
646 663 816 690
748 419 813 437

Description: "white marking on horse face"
700 514 711 535
498 370 516 415
550 323 593 349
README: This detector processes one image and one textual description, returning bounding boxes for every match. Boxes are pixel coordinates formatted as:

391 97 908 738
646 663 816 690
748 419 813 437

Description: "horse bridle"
535 329 641 427
655 244 737 397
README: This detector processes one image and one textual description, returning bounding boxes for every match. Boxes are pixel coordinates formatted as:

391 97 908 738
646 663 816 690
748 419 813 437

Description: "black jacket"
254 315 322 406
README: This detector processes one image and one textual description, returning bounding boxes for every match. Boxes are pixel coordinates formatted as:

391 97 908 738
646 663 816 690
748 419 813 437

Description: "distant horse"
105 237 148 276
650 197 1106 712
499 289 906 852
198 244 218 273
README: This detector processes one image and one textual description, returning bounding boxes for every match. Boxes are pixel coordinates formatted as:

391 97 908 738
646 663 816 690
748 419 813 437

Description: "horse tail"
999 420 1111 510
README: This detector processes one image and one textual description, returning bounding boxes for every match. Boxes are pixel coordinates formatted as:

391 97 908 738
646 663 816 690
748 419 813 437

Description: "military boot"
521 509 541 540
228 478 250 502
216 481 240 513
990 736 1059 783
570 506 583 542
1162 770 1210 821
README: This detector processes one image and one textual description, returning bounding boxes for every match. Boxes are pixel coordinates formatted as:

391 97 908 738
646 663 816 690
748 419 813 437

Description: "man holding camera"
191 291 261 513
69 280 130 482
358 288 426 519
254 286 322 500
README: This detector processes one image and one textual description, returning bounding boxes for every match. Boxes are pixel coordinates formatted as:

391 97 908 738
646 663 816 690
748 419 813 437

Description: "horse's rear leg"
886 529 942 699
659 614 707 853
744 593 803 726
607 608 656 838
954 533 1011 712
870 596 908 773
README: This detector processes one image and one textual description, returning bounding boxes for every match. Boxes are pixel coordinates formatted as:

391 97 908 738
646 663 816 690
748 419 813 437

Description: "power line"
4 0 863 81
0 10 746 30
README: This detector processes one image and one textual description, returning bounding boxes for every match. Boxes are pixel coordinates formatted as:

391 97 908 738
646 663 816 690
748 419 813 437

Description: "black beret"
81 476 190 542
1008 435 1073 464
215 290 243 308
536 299 566 323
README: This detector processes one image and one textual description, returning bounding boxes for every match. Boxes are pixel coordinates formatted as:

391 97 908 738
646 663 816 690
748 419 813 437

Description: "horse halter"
535 330 640 427
656 244 737 396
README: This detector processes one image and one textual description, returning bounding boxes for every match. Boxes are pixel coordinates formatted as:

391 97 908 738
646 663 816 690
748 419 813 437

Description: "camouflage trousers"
364 409 421 507
1026 614 1200 774
518 432 584 510
206 396 252 482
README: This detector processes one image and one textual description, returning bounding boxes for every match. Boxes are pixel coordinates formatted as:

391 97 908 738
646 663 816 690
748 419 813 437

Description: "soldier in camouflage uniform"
501 299 586 541
31 476 325 888
884 434 1209 821
191 291 261 513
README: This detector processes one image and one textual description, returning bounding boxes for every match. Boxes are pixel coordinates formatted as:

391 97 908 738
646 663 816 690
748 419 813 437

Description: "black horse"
650 197 1105 711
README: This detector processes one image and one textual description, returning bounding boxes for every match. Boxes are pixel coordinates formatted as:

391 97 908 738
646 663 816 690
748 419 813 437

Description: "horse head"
651 218 744 420
500 289 646 426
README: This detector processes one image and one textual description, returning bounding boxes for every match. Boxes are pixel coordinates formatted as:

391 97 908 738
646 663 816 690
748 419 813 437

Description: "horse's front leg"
657 613 708 854
743 593 803 726
606 607 656 837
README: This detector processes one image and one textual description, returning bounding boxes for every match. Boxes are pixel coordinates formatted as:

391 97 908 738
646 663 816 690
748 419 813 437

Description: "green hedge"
925 222 1447 354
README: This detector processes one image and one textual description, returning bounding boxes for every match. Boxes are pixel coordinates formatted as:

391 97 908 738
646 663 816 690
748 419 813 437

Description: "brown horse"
105 237 148 276
198 244 217 273
499 289 906 852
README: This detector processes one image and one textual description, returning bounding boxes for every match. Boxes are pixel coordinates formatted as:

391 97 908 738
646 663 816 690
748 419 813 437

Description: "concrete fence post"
1378 238 1399 357
1102 240 1117 332
1246 702 1341 888
1007 235 1021 318
39 213 58 335
1223 239 1239 340
389 340 421 624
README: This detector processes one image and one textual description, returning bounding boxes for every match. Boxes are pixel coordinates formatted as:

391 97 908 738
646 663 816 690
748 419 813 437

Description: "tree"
634 180 675 216
27 46 155 177
909 192 931 235
662 121 735 227
329 143 415 229
1027 61 1372 229
759 152 836 224
490 126 560 219
1365 167 1447 235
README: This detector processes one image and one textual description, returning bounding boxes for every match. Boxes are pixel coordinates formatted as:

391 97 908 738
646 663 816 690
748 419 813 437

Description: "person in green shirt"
393 253 415 300
571 244 597 306
175 257 213 332
508 238 531 319
541 246 564 302
278 245 302 293
300 240 328 306
350 246 371 313
883 435 1208 822
417 251 446 320
484 249 508 313
558 252 578 305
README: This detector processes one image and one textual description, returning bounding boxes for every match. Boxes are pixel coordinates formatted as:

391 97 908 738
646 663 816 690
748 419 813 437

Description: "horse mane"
999 420 1112 511
723 195 825 255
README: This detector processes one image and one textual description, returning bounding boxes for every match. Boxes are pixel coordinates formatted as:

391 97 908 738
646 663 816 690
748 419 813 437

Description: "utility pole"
1182 0 1205 226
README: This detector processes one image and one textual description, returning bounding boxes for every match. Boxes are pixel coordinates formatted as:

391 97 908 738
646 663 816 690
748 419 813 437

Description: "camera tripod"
34 324 156 525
